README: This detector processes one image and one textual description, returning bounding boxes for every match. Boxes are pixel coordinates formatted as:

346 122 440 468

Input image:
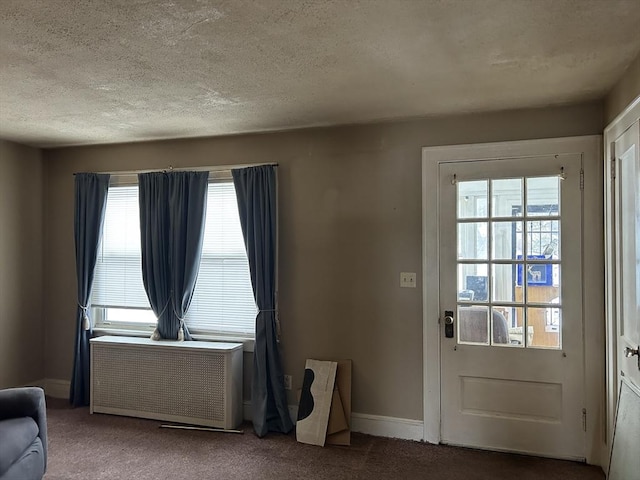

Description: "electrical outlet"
400 272 417 288
284 374 292 390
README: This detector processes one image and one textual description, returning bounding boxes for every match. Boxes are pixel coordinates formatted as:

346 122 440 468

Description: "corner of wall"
605 53 640 125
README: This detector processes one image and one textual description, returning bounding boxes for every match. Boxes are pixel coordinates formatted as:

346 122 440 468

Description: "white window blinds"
91 180 257 337
92 185 150 309
186 182 257 335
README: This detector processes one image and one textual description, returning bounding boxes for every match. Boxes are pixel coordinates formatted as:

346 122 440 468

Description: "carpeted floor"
44 398 604 480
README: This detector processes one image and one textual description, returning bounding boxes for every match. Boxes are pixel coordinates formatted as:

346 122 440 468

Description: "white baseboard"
244 401 423 442
45 379 71 399
351 413 424 441
34 378 70 399
49 381 424 442
23 379 47 392
24 379 45 388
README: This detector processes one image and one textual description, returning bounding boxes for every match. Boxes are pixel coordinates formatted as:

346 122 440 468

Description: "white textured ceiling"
1 0 639 148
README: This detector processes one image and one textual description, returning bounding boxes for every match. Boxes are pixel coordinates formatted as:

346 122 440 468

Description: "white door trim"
422 135 603 464
603 95 640 469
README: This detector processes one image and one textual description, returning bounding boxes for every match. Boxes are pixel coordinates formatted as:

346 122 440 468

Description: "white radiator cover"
90 336 243 429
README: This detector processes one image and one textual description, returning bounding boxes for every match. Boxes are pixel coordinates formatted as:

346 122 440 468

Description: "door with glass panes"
439 154 585 460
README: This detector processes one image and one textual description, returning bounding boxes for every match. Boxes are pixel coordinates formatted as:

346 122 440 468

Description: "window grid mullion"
523 177 529 347
487 179 494 344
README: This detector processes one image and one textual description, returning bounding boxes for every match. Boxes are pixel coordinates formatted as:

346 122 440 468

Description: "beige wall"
605 52 640 125
0 140 44 388
43 102 603 420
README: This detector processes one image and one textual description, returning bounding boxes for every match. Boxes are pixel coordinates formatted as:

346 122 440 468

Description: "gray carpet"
44 398 604 480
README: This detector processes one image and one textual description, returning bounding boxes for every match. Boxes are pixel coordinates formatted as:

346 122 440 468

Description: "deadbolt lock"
444 310 454 339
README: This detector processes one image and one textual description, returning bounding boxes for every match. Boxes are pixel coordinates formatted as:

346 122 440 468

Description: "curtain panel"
232 165 293 437
70 173 110 407
138 171 208 340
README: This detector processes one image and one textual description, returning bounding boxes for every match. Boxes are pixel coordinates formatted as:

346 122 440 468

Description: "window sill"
92 328 255 352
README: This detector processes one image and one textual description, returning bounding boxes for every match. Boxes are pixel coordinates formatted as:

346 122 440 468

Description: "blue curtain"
169 172 209 334
139 173 173 338
139 171 208 340
232 165 293 437
70 173 110 407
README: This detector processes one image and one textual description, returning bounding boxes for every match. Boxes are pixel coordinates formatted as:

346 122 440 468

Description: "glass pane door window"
457 176 562 349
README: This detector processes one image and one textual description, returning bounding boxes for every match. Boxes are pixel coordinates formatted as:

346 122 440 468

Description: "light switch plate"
400 272 417 288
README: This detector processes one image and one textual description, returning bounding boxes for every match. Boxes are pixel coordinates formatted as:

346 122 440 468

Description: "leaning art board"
296 359 337 446
608 377 640 480
326 360 352 446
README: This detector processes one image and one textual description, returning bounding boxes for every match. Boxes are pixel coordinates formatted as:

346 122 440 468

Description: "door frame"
422 135 603 464
603 95 640 469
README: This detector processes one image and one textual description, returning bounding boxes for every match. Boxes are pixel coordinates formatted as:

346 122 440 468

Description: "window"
456 176 562 349
186 182 257 335
91 176 257 338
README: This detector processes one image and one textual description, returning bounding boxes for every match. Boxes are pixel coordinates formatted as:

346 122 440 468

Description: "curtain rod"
73 162 278 176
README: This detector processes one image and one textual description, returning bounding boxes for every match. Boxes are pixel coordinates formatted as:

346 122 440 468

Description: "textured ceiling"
1 0 639 148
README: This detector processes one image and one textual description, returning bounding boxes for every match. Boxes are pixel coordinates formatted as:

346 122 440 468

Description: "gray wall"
43 102 603 420
605 52 640 124
0 140 44 388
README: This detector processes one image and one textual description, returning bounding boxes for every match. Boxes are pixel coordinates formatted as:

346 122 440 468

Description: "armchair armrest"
0 387 47 470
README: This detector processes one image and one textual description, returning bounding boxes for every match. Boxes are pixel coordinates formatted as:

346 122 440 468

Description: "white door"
439 154 585 460
613 119 640 393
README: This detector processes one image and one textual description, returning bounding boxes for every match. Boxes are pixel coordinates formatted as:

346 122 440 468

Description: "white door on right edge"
439 153 585 460
614 118 640 392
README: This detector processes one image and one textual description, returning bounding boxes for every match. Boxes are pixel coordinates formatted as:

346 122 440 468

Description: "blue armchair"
0 387 47 480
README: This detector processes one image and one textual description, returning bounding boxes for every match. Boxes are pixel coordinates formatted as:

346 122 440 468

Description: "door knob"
625 346 640 371
624 346 639 357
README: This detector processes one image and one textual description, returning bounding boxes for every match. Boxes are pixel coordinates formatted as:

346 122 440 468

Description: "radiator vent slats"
90 336 243 429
